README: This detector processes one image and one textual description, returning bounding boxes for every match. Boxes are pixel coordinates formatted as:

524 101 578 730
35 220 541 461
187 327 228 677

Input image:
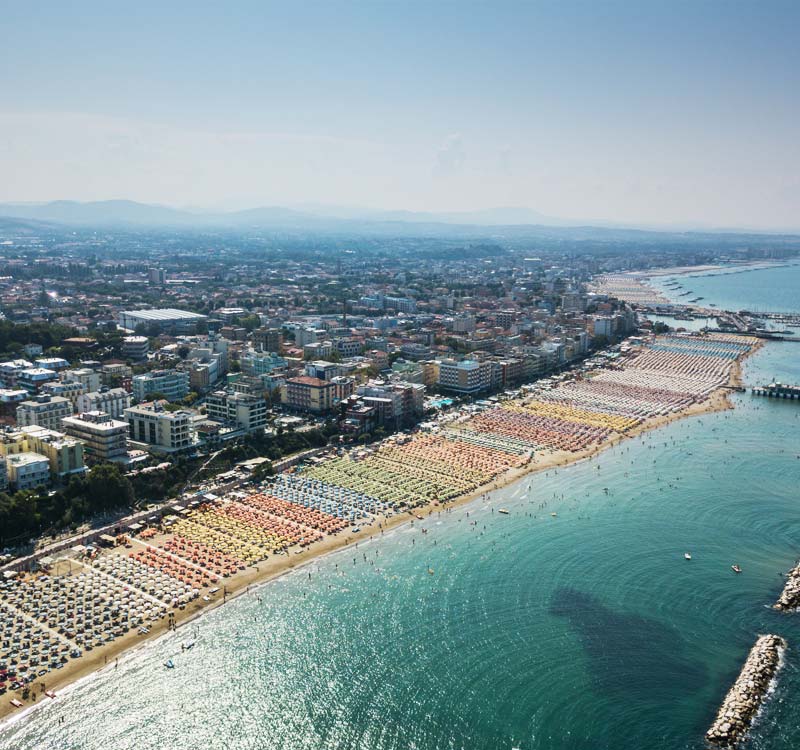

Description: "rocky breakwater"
705 634 787 747
774 560 800 611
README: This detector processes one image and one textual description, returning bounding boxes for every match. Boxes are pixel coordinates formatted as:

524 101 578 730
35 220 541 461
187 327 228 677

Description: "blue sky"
1 1 799 229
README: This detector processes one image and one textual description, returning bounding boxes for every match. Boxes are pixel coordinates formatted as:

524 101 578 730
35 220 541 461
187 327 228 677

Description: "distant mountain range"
0 200 797 238
0 200 569 229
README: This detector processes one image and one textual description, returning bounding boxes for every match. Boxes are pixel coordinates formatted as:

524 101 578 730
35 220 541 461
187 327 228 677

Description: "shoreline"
0 339 761 727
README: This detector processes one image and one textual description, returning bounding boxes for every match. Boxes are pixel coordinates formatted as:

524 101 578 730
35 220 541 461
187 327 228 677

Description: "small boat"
182 640 196 651
10 699 23 708
498 508 509 515
731 564 742 574
684 552 692 560
164 659 175 669
550 512 557 517
45 690 56 699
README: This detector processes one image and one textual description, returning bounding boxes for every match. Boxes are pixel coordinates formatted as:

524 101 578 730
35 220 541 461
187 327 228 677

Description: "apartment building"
62 411 129 461
16 395 72 430
6 452 50 490
252 327 282 353
41 380 86 409
0 360 34 388
241 350 287 377
122 335 149 361
124 402 193 453
205 391 267 433
437 359 493 395
17 367 59 393
304 361 342 381
76 387 132 419
0 426 85 479
62 367 102 393
283 376 337 414
132 369 190 402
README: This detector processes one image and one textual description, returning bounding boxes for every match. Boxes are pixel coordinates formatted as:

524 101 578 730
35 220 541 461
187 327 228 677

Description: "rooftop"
120 308 207 321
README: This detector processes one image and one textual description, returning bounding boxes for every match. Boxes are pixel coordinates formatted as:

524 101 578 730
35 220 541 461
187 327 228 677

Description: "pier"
705 634 787 747
751 382 800 399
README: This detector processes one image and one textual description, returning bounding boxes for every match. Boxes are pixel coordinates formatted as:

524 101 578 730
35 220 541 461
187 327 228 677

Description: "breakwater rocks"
774 560 800 611
705 634 786 747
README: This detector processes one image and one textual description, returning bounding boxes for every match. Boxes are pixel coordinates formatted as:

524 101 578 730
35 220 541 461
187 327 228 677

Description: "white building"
124 402 194 453
77 388 131 419
0 360 34 388
6 452 50 490
132 369 190 402
41 380 86 409
592 316 614 338
122 336 150 361
437 359 493 395
17 367 59 393
62 411 129 462
205 391 267 433
61 367 102 393
16 395 72 430
35 357 69 372
294 327 326 347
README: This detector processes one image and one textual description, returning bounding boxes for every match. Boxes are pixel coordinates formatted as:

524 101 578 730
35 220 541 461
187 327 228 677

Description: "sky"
1 0 799 230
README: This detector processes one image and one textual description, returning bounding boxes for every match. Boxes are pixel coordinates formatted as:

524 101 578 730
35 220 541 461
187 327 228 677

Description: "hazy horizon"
2 1 799 231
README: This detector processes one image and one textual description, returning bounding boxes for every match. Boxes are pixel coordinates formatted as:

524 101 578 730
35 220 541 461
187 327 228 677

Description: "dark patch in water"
550 587 708 703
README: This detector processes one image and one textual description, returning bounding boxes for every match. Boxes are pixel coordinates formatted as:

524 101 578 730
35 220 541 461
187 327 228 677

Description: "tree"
82 464 135 514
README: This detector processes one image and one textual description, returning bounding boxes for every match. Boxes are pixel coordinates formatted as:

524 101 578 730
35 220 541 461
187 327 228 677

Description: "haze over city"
2 0 799 230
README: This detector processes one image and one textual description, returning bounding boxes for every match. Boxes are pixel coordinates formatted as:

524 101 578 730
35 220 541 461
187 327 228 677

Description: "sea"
2 266 799 750
652 262 800 315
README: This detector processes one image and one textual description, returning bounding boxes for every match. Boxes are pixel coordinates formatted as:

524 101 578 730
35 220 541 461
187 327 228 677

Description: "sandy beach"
0 338 760 725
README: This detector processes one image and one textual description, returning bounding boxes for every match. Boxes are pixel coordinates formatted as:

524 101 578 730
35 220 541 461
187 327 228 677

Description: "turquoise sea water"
3 292 800 750
653 263 800 314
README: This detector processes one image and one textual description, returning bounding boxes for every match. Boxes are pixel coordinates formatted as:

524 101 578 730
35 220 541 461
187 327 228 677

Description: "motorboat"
498 508 509 515
684 552 692 560
731 564 742 574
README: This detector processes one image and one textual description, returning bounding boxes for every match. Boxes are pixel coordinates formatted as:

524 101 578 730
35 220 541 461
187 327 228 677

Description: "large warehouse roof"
119 308 207 322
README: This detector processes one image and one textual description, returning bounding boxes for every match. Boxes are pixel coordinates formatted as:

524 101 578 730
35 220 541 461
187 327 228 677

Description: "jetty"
774 559 800 610
705 634 787 747
751 382 800 400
